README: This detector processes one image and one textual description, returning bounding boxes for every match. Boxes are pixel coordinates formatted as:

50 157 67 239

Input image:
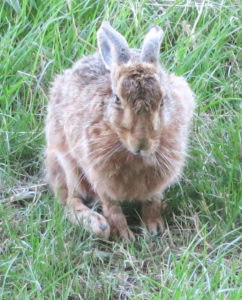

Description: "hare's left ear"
97 22 130 70
141 25 164 64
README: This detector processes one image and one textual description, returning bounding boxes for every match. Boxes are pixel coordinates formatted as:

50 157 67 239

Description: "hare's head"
98 22 165 156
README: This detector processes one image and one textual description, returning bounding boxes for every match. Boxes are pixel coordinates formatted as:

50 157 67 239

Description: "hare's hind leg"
45 150 68 203
66 197 110 239
46 150 110 239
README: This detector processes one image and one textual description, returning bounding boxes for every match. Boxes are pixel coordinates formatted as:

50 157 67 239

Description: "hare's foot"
110 220 135 241
102 201 135 242
142 197 165 235
67 197 110 240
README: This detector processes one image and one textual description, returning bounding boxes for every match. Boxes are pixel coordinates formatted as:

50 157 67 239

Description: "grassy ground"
0 0 241 299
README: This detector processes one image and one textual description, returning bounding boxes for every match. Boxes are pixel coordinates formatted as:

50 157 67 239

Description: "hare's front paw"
110 223 135 242
103 202 135 242
142 217 165 235
142 198 165 235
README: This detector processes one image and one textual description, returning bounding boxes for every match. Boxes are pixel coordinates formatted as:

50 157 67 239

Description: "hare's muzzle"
135 138 149 153
123 128 158 157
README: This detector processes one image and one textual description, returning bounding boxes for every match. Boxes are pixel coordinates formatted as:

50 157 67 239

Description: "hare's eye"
114 94 121 105
159 99 164 114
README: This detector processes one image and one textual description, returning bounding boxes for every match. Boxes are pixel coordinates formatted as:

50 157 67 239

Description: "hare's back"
72 53 109 87
49 53 109 105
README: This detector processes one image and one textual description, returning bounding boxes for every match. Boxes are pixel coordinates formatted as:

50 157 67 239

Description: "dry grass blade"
1 183 48 204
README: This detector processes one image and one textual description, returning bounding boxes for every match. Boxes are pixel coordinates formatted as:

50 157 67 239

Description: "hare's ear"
97 22 130 70
141 25 164 64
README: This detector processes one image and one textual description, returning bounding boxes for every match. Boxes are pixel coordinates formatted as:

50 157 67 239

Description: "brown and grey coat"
45 22 195 240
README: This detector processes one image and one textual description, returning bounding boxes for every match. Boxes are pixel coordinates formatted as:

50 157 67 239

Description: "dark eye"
114 94 121 105
160 99 164 108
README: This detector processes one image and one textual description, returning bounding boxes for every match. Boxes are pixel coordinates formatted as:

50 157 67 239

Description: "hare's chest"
93 160 164 201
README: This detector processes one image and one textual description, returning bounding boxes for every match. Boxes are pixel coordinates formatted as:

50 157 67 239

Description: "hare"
45 22 195 241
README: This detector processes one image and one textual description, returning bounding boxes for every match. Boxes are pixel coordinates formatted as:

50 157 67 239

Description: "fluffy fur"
45 23 195 240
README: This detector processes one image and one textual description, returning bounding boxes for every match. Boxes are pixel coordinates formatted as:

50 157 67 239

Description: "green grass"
0 0 241 299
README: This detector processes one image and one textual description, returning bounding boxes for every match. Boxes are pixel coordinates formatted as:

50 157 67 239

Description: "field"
0 0 241 299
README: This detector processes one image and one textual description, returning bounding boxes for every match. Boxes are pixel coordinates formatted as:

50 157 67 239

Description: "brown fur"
45 28 195 240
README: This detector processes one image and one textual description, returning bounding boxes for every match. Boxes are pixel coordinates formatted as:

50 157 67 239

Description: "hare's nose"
136 140 148 152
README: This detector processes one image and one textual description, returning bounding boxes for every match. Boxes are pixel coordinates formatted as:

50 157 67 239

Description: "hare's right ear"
141 25 164 64
97 22 130 70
